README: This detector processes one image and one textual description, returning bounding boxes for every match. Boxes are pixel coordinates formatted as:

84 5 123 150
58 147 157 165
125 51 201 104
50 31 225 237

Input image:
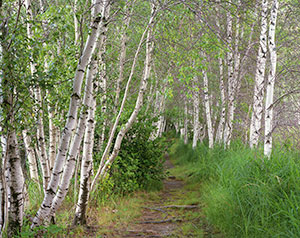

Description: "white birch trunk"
264 0 278 157
202 70 214 148
6 130 24 237
31 0 108 228
157 95 166 138
74 0 80 44
192 77 200 149
73 77 98 225
224 1 241 147
22 130 39 182
25 0 50 190
92 6 157 189
49 3 110 220
114 0 132 112
249 0 268 148
91 3 156 191
184 97 188 145
215 57 226 143
223 6 234 146
48 104 57 172
35 87 50 188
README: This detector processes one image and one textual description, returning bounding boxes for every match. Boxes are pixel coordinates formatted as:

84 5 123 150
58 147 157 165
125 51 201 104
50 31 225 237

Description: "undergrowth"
169 139 300 238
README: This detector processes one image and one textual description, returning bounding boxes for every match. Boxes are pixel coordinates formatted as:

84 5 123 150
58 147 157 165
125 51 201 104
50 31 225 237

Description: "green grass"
169 139 300 238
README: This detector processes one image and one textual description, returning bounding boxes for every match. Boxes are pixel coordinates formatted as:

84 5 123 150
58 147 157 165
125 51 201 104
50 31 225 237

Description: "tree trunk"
202 70 214 149
22 130 39 182
264 0 278 157
25 0 50 191
215 57 226 143
73 74 98 225
223 5 233 146
49 2 110 220
184 96 188 144
31 0 108 228
224 0 241 146
192 77 200 149
6 130 25 237
114 0 133 112
48 103 57 172
91 3 157 191
249 0 268 148
92 5 157 189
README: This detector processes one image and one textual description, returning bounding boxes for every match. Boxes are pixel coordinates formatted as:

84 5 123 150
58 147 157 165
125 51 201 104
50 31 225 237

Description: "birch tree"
264 0 278 157
31 0 109 227
249 0 268 148
202 69 214 148
192 77 200 149
223 3 234 146
90 2 157 193
25 0 50 191
22 131 39 182
215 1 226 144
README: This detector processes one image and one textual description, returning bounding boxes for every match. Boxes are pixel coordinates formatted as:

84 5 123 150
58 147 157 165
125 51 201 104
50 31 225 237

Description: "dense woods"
1 0 300 237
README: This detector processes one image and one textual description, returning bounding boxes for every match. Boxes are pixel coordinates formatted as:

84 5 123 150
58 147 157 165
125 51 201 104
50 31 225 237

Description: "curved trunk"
31 0 108 228
92 5 157 189
91 3 156 190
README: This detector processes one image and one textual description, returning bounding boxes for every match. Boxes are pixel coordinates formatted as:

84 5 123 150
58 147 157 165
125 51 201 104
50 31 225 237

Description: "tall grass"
170 139 300 238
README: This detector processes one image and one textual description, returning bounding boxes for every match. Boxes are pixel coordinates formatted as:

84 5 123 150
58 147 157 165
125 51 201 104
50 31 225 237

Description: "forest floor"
76 155 223 238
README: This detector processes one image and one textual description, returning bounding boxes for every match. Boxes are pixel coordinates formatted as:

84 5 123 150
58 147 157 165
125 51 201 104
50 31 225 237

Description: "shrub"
109 115 166 195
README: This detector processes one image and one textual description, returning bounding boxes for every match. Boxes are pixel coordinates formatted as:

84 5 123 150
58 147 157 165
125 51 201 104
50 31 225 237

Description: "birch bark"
91 3 157 191
184 96 188 145
249 0 268 148
4 88 24 236
202 70 214 148
264 0 278 157
224 1 241 147
215 1 226 143
215 57 225 143
192 77 200 149
223 5 234 146
114 0 133 112
49 2 110 221
6 130 24 237
48 104 57 172
73 72 98 225
22 130 39 182
31 0 108 228
91 5 157 189
25 0 50 191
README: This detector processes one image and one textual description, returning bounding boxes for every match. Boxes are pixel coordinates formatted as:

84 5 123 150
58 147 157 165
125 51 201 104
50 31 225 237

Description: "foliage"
109 114 166 195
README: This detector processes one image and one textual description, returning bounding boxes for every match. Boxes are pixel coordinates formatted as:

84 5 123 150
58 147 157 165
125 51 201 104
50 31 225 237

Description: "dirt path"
120 157 218 238
81 155 223 237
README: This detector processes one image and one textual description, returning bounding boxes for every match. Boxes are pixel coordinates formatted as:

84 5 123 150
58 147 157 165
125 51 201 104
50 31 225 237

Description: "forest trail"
118 156 222 238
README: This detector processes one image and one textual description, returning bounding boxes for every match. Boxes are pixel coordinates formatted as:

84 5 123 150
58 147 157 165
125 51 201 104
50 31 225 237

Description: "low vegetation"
170 139 300 238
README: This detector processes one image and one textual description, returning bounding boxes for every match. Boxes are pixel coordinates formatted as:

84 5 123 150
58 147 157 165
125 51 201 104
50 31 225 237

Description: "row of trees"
0 0 299 236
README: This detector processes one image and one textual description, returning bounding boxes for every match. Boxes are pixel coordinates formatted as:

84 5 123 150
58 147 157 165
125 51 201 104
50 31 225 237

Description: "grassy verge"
169 139 300 238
